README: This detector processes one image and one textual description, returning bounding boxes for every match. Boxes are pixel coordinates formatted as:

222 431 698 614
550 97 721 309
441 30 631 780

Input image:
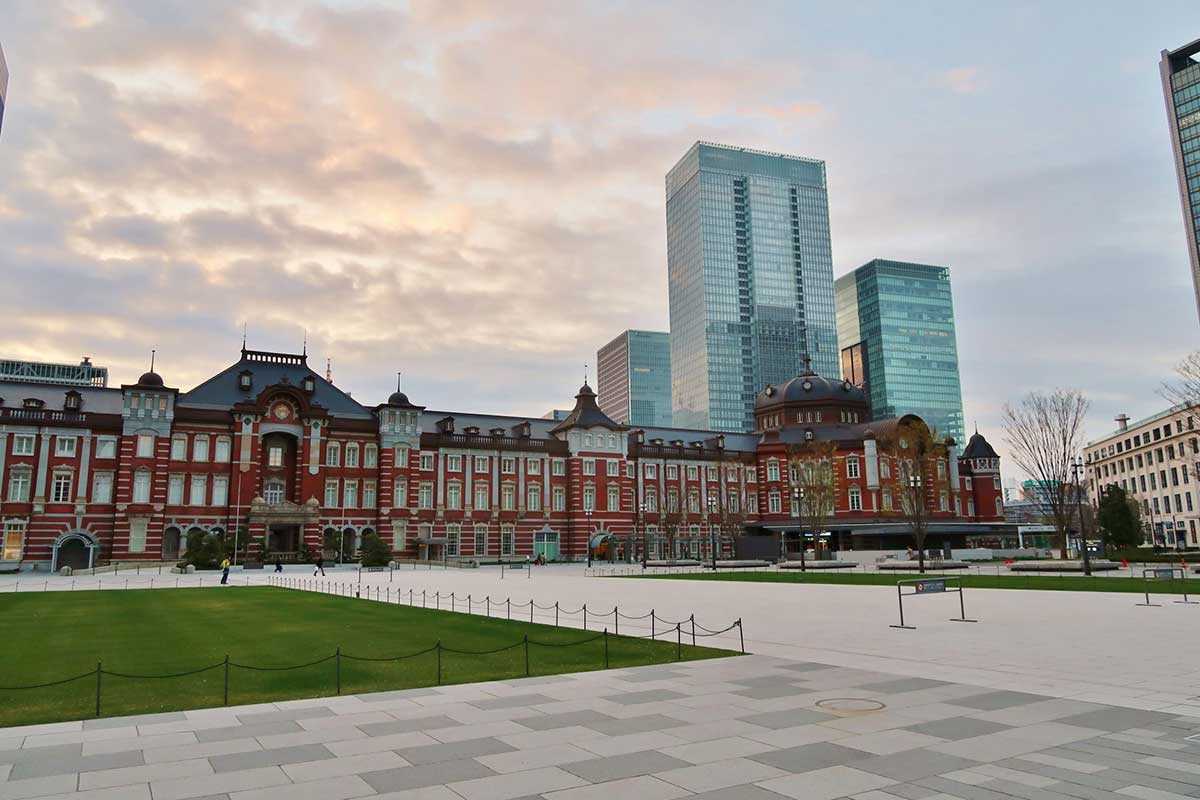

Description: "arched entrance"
162 527 182 560
51 531 97 572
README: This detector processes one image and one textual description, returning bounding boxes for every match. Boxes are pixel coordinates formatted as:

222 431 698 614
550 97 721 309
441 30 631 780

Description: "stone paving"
4 654 1200 800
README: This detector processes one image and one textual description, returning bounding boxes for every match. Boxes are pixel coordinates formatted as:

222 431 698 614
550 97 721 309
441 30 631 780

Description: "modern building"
835 259 966 445
0 357 108 387
596 330 672 427
0 344 1005 571
541 410 571 422
666 142 838 433
0 42 8 139
1160 38 1200 319
1086 407 1200 548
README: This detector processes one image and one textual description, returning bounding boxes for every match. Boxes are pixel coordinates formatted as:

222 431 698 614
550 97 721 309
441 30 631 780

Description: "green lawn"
0 587 732 727
625 570 1200 594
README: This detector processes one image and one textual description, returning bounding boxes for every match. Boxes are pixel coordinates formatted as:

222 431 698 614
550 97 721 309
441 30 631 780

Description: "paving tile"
78 757 213 790
735 685 814 700
561 749 693 782
903 717 1013 741
361 758 496 794
929 732 1047 762
470 693 557 711
80 711 187 731
8 748 143 781
686 786 794 799
839 729 948 755
35 787 154 800
740 708 835 730
395 737 516 765
282 751 408 782
475 742 596 773
427 720 532 743
583 713 683 736
196 722 302 744
858 679 954 694
544 775 692 800
748 741 873 774
850 749 981 782
227 775 376 800
357 716 461 737
1017 752 1110 774
356 688 440 702
655 756 788 793
949 692 1055 712
880 784 942 800
517 710 616 730
606 689 689 705
757 764 896 800
742 723 853 749
663 719 772 743
81 731 198 756
150 766 291 800
210 744 335 773
663 735 777 765
775 662 836 673
359 788 460 800
1057 708 1178 733
0 774 80 800
234 707 335 726
497 725 607 750
1117 787 1195 800
144 738 262 764
447 765 588 800
576 730 688 757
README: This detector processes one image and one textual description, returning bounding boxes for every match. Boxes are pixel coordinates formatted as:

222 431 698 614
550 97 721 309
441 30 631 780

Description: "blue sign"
915 580 946 595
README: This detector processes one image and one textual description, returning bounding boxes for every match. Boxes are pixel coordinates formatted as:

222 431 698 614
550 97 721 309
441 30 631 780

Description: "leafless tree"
1162 353 1200 482
881 420 945 573
660 490 686 560
785 440 838 562
1002 389 1091 559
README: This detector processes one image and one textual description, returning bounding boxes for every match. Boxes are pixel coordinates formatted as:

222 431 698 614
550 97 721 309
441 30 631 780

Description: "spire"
801 351 814 376
241 322 247 353
325 358 333 384
974 420 978 435
149 349 155 373
584 362 589 387
302 329 307 357
397 372 402 393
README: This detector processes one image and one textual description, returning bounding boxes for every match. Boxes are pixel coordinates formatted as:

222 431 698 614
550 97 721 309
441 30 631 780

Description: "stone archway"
52 531 97 572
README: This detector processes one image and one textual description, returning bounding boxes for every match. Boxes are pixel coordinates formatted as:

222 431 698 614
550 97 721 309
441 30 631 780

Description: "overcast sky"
1 2 1197 483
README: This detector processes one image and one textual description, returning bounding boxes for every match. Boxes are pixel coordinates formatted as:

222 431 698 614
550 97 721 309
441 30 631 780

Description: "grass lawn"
0 587 732 728
625 570 1200 594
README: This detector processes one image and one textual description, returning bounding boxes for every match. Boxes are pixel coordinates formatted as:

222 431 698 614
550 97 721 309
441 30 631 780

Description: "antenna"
397 372 402 393
302 329 307 357
326 358 333 384
149 349 156 372
241 322 247 350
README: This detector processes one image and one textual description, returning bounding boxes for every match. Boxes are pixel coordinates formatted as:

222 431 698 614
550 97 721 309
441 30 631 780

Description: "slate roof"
0 381 125 414
631 424 760 452
420 410 561 438
550 383 625 433
961 431 1000 460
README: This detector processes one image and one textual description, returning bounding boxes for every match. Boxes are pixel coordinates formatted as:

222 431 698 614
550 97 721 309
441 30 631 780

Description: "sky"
1 1 1198 485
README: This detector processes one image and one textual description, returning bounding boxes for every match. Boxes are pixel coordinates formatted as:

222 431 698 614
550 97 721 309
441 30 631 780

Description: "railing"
0 407 87 423
424 432 569 453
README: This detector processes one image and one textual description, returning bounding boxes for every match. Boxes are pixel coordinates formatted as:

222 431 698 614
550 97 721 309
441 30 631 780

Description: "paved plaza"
4 565 1200 798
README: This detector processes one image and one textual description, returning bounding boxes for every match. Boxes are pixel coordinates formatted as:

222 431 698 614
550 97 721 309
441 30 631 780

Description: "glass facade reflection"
835 259 965 445
666 142 838 432
596 330 673 427
0 43 8 139
1161 38 1200 320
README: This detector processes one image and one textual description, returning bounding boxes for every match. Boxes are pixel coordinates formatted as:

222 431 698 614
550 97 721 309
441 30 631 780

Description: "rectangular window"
501 457 515 474
475 456 489 473
212 476 228 506
325 479 339 507
501 484 515 511
849 489 863 511
583 486 595 511
55 437 77 457
128 519 147 554
171 436 187 461
419 482 434 509
706 466 717 481
939 492 949 511
394 479 407 508
882 489 893 510
726 491 738 513
364 445 377 468
608 485 620 511
268 445 283 468
746 466 756 483
553 486 566 511
137 434 155 458
363 481 376 509
193 437 210 462
3 521 26 560
420 452 434 471
446 525 460 556
501 525 515 556
645 463 657 479
474 524 488 555
727 466 738 482
666 464 678 480
846 457 860 479
527 485 541 512
133 471 151 503
344 480 358 508
392 521 407 550
475 483 489 510
12 434 35 456
446 454 462 472
395 446 410 468
92 472 113 503
447 482 462 510
645 489 658 512
767 460 780 482
583 459 596 476
768 491 781 514
169 475 184 505
607 460 620 477
687 465 698 480
345 444 360 468
552 459 565 476
190 475 206 505
326 442 341 466
527 459 541 475
688 491 699 513
52 473 72 503
214 437 231 463
936 460 946 479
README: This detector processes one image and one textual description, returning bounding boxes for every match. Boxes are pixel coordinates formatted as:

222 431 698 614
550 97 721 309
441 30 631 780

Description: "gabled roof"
178 349 373 419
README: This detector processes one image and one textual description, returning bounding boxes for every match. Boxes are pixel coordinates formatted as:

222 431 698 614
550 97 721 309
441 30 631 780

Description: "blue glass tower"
597 330 672 427
666 142 838 432
1161 38 1200 319
835 259 965 445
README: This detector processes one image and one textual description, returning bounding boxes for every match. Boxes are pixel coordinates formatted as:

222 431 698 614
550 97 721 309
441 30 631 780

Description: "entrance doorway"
57 537 91 570
269 525 301 556
162 527 182 560
534 529 559 561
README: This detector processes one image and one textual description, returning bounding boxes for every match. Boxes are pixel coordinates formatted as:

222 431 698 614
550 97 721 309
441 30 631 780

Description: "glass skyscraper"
666 142 838 432
1161 38 1200 319
596 330 672 427
0 43 8 139
835 259 965 445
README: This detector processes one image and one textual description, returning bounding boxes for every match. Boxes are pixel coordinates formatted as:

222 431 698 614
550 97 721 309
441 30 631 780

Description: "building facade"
835 259 966 445
1086 407 1200 548
0 42 8 139
666 142 838 433
596 330 672 428
1161 38 1200 320
0 346 1006 572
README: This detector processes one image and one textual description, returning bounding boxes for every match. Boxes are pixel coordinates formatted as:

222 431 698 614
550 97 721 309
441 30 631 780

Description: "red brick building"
0 348 1006 571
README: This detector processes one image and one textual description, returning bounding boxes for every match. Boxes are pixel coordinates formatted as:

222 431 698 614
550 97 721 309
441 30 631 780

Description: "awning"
590 532 614 548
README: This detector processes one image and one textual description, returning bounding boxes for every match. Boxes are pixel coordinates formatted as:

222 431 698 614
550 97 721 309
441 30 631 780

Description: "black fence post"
467 594 471 615
651 611 656 640
223 655 230 706
487 596 490 617
738 619 745 653
583 604 587 630
451 593 455 613
507 598 511 619
335 647 342 695
690 614 696 647
614 607 619 636
676 623 681 661
530 601 534 623
524 635 530 677
436 641 442 685
95 661 102 718
555 602 559 627
603 628 609 669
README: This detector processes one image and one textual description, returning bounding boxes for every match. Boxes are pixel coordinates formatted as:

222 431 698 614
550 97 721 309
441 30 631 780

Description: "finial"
302 329 307 357
974 419 978 435
396 372 402 392
584 362 588 385
241 322 247 350
325 358 333 384
149 349 156 372
802 351 813 375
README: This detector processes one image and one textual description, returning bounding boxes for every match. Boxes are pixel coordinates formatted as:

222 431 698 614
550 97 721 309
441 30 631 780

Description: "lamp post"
708 495 718 570
1070 456 1093 576
792 486 807 572
908 473 922 568
585 507 593 568
639 502 648 568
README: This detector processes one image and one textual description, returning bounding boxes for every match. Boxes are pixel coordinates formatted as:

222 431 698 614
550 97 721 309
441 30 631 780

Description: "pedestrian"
274 557 283 573
314 556 325 577
220 556 231 585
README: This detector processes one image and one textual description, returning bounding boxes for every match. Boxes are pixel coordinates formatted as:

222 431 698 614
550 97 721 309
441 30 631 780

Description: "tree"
1002 389 1090 559
884 420 944 573
183 530 223 569
785 440 838 566
1096 485 1143 550
360 533 392 567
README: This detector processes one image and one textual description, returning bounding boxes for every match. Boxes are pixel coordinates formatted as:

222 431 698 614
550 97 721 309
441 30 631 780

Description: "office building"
596 330 672 427
666 142 838 432
1161 38 1200 320
0 357 108 387
0 42 8 138
835 259 965 444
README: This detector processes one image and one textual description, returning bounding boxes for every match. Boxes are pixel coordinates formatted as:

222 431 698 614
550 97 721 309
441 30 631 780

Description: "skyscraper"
1161 38 1200 319
835 259 965 445
0 42 9 139
596 330 672 427
666 142 838 432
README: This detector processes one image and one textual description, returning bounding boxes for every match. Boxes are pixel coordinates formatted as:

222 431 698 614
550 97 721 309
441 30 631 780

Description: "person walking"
220 556 231 585
314 556 325 577
274 557 283 573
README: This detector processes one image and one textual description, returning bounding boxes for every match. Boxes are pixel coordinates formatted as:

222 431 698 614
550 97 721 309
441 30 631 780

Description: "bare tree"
660 490 686 560
785 440 838 566
882 420 944 573
1002 389 1090 559
1162 353 1200 484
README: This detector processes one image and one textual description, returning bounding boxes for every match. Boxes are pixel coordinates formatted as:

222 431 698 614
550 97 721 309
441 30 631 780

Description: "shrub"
360 533 392 567
183 530 225 570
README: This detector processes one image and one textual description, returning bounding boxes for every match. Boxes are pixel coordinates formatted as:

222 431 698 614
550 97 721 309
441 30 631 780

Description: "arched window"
264 479 285 505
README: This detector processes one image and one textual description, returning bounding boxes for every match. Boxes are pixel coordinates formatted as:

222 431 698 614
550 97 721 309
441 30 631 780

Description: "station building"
0 347 1005 571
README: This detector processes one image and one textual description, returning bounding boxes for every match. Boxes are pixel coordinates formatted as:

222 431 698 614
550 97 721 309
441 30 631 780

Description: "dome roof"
387 391 411 406
961 431 999 460
136 371 165 388
756 374 866 408
550 382 624 433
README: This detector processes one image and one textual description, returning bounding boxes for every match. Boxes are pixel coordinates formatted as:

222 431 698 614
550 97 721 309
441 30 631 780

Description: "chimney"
1115 414 1130 432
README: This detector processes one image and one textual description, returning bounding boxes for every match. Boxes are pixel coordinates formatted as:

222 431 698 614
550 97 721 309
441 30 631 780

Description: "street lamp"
639 502 648 568
585 507 594 568
908 474 922 563
792 486 807 572
1070 457 1093 576
708 495 718 570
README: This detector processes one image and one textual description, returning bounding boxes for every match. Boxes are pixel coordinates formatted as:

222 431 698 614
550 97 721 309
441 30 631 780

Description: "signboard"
915 580 946 595
1154 568 1176 579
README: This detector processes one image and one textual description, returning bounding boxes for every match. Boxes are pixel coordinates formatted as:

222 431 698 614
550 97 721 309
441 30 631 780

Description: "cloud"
938 66 983 95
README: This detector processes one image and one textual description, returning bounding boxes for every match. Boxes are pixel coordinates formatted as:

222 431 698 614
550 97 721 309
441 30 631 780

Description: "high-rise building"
1161 38 1200 319
835 259 965 445
666 142 838 432
0 42 8 138
596 330 672 427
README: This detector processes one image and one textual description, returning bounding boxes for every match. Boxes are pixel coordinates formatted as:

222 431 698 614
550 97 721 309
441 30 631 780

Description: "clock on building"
272 402 292 420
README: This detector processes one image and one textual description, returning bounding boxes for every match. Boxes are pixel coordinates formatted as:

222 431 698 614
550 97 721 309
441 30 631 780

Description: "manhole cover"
815 697 886 714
